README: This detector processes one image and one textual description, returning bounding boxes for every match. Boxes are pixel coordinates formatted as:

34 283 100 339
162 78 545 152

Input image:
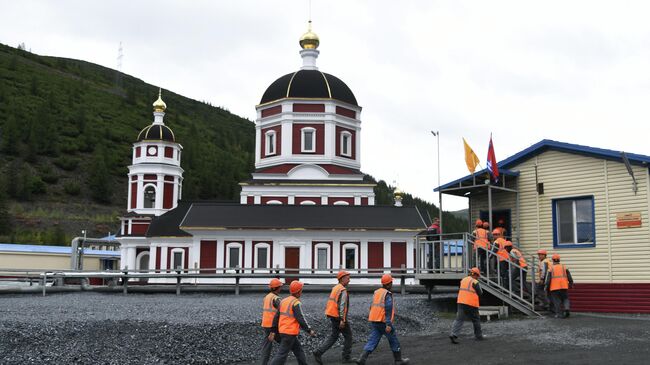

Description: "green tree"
88 145 112 204
0 177 13 235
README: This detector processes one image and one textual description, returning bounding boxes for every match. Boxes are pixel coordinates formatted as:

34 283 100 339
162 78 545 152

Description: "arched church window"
265 130 276 156
301 127 316 153
143 185 156 208
341 131 352 157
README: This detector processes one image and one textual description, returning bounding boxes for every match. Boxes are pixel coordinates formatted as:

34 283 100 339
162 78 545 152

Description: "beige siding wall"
0 253 110 271
469 150 650 283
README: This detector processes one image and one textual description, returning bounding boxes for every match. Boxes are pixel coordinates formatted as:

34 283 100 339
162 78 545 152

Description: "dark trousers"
363 322 401 353
477 250 487 274
450 303 482 338
550 289 570 315
535 283 551 309
511 269 528 294
261 327 280 365
315 317 352 360
269 334 308 365
499 261 510 289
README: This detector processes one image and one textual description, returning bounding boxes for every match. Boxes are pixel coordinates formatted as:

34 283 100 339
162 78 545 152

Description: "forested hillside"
0 43 465 245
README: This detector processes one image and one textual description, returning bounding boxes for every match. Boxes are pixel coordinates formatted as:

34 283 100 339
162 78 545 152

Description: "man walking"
269 281 316 365
450 267 484 344
313 271 356 364
355 274 410 365
536 249 553 311
545 254 574 318
260 278 283 365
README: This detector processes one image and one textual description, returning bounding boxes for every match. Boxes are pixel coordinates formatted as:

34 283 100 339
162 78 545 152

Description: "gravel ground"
0 292 649 364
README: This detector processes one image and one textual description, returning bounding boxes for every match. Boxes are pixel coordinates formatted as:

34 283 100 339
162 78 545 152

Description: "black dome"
137 124 175 142
260 70 358 106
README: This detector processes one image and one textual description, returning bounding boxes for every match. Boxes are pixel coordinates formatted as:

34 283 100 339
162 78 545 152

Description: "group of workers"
261 271 409 365
471 218 574 317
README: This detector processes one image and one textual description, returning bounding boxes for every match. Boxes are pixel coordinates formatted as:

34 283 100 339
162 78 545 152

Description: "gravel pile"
0 291 454 364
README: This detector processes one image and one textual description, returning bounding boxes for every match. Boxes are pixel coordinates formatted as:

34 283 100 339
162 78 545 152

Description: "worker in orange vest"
268 281 316 365
313 271 356 364
355 274 410 365
507 243 529 294
260 278 283 365
492 231 510 288
536 249 553 311
450 267 484 344
544 254 574 318
472 219 490 273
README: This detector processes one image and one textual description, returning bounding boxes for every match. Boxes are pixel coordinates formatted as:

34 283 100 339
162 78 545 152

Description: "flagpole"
431 131 442 232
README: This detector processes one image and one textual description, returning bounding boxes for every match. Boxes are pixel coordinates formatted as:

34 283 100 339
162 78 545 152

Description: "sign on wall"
616 212 642 228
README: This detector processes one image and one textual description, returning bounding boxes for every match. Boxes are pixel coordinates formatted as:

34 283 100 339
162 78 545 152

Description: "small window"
553 197 595 247
265 131 276 156
229 247 240 268
301 128 315 153
341 131 352 157
345 247 356 269
257 246 268 269
143 186 156 208
172 250 184 270
317 247 328 269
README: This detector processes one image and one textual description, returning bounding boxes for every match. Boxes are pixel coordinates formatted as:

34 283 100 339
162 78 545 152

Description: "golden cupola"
299 20 320 49
153 88 167 113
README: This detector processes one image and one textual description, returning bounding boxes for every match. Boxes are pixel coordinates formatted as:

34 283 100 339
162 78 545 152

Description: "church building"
116 23 426 284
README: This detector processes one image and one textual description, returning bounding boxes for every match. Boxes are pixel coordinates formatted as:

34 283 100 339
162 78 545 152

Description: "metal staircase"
415 232 542 317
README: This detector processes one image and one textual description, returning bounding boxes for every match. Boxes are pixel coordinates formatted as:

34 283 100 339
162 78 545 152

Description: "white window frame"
301 127 316 153
225 242 243 271
170 248 185 271
553 196 595 247
341 243 359 270
340 131 352 157
255 243 271 271
135 251 150 271
265 130 276 156
143 184 157 209
314 243 331 272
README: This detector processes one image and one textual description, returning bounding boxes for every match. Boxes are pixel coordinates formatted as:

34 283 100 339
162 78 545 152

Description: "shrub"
53 156 79 171
63 181 81 196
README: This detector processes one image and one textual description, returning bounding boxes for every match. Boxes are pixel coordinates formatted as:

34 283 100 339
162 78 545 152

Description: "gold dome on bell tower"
153 88 167 113
299 20 320 49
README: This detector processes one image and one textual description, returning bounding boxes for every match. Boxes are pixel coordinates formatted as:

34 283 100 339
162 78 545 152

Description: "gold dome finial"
153 88 167 112
299 20 320 49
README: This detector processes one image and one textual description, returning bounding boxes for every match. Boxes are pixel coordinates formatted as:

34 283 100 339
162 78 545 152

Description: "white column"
332 239 341 269
149 244 157 271
354 195 361 206
321 195 329 205
190 239 200 272
383 240 391 272
240 194 248 204
288 195 295 205
355 126 361 164
360 240 368 270
369 195 375 206
127 247 137 272
303 242 311 270
136 174 144 209
172 176 180 209
255 126 261 165
216 239 225 269
244 240 253 271
324 121 335 159
156 174 164 210
120 247 127 270
126 176 132 211
254 195 262 205
160 246 168 271
281 120 292 157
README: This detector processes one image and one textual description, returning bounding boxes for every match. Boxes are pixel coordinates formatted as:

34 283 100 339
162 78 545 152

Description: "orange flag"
463 138 480 173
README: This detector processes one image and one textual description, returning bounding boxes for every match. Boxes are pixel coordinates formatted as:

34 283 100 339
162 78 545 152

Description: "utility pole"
431 131 442 231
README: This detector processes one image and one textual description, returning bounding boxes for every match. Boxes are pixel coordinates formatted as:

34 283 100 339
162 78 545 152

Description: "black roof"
179 203 426 231
137 124 175 142
260 70 358 106
145 201 192 237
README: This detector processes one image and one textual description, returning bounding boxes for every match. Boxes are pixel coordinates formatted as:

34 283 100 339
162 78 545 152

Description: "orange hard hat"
470 267 481 276
381 274 393 285
492 229 501 236
269 278 283 289
337 270 350 280
482 222 489 228
289 280 304 294
475 219 483 227
552 254 560 261
537 249 547 255
504 241 513 247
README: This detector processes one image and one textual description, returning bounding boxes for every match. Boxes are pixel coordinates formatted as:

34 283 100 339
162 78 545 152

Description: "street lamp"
430 131 442 232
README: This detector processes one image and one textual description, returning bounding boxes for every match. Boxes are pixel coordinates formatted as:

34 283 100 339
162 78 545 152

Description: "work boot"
393 351 410 365
355 351 370 365
313 351 323 365
449 335 459 344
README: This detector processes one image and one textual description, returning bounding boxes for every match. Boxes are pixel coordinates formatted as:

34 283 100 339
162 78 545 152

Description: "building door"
480 209 512 239
391 242 406 273
285 247 300 284
200 240 217 274
368 242 384 273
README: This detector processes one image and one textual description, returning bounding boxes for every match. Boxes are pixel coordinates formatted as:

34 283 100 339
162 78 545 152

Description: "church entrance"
284 247 300 284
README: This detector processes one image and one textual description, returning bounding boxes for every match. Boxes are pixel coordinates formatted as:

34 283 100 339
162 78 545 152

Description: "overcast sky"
2 1 650 211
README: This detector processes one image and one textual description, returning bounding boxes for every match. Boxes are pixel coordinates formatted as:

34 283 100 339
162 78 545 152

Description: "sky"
2 1 650 211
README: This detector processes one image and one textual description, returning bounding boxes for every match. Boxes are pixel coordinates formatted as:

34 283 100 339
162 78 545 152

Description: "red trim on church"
261 196 289 205
164 147 174 158
135 147 141 157
255 164 298 174
293 103 325 112
200 240 217 273
292 124 324 155
295 197 320 205
319 164 359 175
336 106 356 119
261 105 282 118
246 196 254 205
163 182 174 209
130 182 137 209
361 197 369 205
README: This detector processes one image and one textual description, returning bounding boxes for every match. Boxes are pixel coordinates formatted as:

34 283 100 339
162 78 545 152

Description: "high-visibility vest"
278 296 301 335
474 228 489 250
495 238 509 261
261 292 279 328
511 248 528 268
537 258 552 283
368 288 394 323
457 276 480 308
549 264 569 291
325 283 346 318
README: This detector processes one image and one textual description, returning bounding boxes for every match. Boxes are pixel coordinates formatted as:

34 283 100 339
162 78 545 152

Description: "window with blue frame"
553 196 595 247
